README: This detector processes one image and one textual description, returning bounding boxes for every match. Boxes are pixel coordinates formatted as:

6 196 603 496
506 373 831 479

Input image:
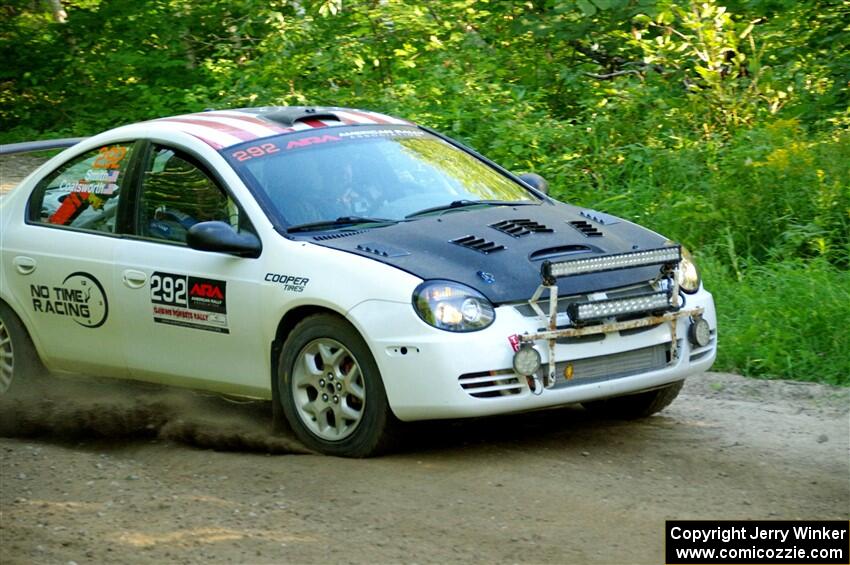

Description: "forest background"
1 0 848 384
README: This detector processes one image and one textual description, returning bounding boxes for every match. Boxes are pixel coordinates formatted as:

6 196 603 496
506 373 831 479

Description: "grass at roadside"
702 256 850 386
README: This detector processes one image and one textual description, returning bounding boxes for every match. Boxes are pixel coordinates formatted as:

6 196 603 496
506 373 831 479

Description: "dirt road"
1 154 848 564
0 153 50 194
1 372 847 564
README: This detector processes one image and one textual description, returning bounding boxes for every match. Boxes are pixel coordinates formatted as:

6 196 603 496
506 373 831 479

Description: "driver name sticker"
58 169 120 196
150 271 229 334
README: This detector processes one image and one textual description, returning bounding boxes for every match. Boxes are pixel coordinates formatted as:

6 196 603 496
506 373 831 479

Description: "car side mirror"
518 172 549 195
187 221 262 258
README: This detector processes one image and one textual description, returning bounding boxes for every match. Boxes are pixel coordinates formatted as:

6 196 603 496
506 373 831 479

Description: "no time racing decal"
30 272 109 328
150 272 229 334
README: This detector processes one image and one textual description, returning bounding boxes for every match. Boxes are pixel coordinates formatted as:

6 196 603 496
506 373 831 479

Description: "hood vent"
490 219 553 237
568 220 603 237
313 230 367 241
450 235 505 254
580 209 620 226
529 245 591 261
356 242 410 258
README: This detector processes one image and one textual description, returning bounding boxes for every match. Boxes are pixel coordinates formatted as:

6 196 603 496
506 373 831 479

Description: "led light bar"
542 245 681 281
567 291 673 322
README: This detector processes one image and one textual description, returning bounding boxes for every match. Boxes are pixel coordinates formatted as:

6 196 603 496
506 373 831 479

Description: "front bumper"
347 288 717 422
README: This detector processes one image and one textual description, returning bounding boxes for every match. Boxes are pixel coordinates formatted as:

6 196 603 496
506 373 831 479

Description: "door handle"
13 256 36 275
122 269 148 289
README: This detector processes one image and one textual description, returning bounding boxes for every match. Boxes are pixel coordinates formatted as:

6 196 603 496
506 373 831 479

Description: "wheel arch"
0 295 48 384
0 296 44 361
270 304 398 456
270 304 351 387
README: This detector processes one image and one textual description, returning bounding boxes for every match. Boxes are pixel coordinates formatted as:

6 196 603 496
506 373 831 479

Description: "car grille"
458 343 672 399
549 343 670 389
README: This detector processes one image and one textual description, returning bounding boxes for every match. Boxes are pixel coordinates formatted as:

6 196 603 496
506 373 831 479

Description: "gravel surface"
0 153 52 194
1 372 847 564
1 153 848 564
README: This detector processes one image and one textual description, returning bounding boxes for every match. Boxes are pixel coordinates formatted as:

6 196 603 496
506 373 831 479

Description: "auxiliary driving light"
688 317 711 348
567 291 673 322
542 246 681 281
513 345 542 377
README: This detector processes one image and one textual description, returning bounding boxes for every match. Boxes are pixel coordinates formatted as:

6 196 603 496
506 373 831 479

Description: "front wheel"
582 381 684 419
276 313 396 457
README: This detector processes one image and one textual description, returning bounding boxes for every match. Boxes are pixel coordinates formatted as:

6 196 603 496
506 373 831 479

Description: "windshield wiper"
405 199 536 219
286 216 397 233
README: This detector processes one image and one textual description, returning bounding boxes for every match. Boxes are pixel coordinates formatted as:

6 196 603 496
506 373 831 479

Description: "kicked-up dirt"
0 371 847 564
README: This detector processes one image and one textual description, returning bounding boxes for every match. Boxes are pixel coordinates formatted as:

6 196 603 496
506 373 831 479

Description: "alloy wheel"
291 338 366 441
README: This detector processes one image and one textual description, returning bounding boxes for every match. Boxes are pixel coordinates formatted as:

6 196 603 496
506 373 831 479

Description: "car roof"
145 106 413 150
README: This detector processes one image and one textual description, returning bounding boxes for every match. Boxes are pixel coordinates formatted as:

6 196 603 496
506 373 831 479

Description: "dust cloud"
0 376 311 454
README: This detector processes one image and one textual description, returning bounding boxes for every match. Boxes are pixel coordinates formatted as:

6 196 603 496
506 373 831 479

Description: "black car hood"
297 201 670 304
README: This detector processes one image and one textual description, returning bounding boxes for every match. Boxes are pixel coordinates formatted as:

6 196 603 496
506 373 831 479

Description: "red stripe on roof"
347 110 389 124
160 118 258 141
190 136 224 149
156 123 225 149
207 112 291 133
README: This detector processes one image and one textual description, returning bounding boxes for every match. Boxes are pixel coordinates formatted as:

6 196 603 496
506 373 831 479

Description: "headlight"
677 246 701 293
413 280 495 332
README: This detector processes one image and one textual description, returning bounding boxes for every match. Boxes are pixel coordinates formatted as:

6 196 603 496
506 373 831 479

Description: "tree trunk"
46 0 67 23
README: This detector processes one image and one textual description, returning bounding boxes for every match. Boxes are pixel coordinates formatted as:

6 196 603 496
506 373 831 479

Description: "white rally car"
0 106 716 456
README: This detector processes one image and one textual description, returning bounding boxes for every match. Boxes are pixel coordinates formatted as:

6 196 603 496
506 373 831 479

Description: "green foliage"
702 256 850 385
1 0 848 383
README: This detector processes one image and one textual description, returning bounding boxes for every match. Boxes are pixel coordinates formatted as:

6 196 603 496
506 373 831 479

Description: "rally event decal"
150 272 229 334
30 272 109 328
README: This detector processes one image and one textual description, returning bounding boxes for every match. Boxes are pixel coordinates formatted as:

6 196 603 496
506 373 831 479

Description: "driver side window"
138 146 240 243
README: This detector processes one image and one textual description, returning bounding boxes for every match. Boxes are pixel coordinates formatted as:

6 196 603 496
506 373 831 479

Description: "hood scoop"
529 245 592 261
490 218 553 237
450 235 505 254
568 220 603 237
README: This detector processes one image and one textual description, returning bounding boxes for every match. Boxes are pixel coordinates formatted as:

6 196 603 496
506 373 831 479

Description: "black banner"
666 520 849 564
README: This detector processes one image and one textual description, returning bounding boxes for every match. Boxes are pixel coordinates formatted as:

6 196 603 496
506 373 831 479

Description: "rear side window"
28 144 134 233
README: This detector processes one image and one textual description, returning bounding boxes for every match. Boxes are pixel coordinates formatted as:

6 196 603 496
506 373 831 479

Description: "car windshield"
224 125 539 230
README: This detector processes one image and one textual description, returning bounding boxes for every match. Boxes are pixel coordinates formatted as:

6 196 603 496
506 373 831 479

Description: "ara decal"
150 272 229 334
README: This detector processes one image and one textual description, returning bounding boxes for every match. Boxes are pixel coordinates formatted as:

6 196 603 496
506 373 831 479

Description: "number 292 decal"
150 272 229 334
231 142 280 162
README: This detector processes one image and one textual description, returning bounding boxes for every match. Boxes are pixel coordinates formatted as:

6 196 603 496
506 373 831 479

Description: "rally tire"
582 380 684 419
0 301 45 395
276 313 396 457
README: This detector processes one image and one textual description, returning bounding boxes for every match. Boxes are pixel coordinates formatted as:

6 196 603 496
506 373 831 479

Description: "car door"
0 142 139 376
113 143 267 396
